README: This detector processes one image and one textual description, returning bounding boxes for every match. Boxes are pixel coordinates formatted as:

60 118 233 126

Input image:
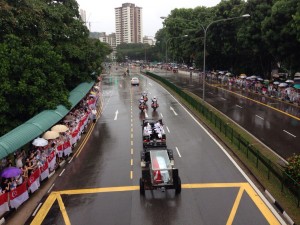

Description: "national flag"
27 169 40 194
39 161 49 181
0 193 9 217
63 141 72 157
56 144 64 158
47 150 56 172
152 155 169 184
9 182 29 209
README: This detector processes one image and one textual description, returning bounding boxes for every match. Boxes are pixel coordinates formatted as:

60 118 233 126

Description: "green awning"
69 82 94 108
0 81 95 159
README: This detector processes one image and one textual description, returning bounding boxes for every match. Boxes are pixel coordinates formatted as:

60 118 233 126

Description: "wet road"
152 69 300 160
30 67 285 225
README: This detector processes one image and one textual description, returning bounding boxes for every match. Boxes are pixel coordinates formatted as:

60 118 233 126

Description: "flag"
47 150 56 171
39 161 49 181
0 193 9 217
56 144 64 158
28 169 40 194
63 141 72 157
9 182 29 209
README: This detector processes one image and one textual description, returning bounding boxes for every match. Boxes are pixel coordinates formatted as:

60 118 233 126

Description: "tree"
262 0 300 75
0 0 111 135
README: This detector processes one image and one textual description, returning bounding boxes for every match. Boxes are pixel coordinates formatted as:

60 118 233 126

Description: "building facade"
115 3 143 45
99 32 117 60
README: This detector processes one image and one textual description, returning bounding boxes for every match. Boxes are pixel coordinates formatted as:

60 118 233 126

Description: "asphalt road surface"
28 67 286 225
152 69 300 160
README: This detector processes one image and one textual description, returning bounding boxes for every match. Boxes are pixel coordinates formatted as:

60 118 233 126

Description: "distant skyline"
76 0 221 37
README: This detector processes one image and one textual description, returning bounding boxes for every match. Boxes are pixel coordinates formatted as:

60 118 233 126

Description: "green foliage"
285 154 300 183
116 43 160 62
0 0 111 135
155 0 300 76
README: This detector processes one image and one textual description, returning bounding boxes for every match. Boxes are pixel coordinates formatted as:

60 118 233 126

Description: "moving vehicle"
151 102 159 111
139 103 147 112
131 77 139 85
142 119 166 148
173 67 178 73
140 149 181 195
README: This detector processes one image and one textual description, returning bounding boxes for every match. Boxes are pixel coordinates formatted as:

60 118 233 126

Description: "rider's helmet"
153 96 157 101
140 96 144 100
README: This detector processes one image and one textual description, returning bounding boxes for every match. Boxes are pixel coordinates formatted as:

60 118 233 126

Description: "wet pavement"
152 69 300 160
25 67 285 225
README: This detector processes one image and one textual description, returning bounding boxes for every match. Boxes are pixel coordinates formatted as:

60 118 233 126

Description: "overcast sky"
76 0 221 37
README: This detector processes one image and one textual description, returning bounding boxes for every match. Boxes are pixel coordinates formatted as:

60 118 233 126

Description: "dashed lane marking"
175 147 182 158
255 115 264 120
283 130 296 138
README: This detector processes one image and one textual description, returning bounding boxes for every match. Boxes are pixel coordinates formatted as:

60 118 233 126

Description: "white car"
131 77 139 85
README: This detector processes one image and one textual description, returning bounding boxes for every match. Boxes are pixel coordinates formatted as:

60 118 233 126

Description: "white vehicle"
131 77 139 85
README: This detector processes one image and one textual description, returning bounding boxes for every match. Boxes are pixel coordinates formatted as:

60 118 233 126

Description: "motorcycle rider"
142 91 148 102
139 96 145 105
152 96 157 104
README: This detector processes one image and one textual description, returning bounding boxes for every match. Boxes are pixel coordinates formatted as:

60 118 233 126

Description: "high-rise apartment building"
99 32 117 60
115 3 143 46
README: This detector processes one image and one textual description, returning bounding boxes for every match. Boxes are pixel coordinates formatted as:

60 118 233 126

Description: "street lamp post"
201 14 250 101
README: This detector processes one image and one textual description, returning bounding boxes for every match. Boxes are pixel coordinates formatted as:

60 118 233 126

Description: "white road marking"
145 111 149 118
220 97 226 100
149 83 153 86
236 104 243 108
255 115 264 120
166 88 287 224
160 113 163 118
68 156 74 163
170 106 178 116
59 169 65 177
32 203 43 217
114 110 119 120
166 126 170 133
47 183 55 193
175 147 182 157
283 130 296 138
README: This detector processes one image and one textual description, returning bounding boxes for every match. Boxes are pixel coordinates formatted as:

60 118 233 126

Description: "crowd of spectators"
0 78 102 213
206 72 300 105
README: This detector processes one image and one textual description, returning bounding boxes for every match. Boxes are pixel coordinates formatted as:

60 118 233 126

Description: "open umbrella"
285 79 294 83
239 74 246 79
278 83 288 87
1 167 22 178
51 124 69 133
273 81 280 85
32 137 48 147
43 131 60 140
293 84 300 89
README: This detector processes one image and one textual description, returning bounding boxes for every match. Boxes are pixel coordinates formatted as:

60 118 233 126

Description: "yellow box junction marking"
57 194 71 225
31 183 281 225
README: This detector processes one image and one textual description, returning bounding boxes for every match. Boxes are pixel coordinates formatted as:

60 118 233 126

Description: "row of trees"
116 0 299 78
155 0 300 78
0 0 112 136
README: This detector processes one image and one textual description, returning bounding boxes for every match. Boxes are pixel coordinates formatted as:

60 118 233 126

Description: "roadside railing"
146 71 300 207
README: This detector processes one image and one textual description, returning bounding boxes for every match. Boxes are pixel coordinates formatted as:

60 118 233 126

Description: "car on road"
131 77 139 85
140 148 181 195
